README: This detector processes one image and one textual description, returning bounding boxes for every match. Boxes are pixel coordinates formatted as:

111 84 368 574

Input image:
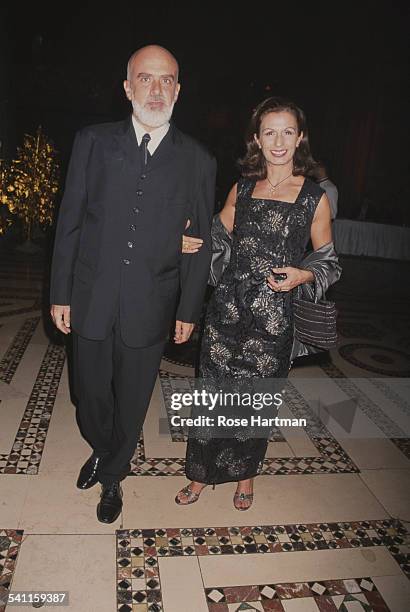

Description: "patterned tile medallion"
0 344 66 475
0 530 24 612
0 317 40 383
338 343 410 377
116 519 409 610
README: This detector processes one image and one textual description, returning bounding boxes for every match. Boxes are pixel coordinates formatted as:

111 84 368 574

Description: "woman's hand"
182 234 203 253
182 218 203 253
266 266 314 292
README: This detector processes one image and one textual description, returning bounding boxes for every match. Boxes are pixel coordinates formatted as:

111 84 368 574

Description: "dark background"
1 1 409 222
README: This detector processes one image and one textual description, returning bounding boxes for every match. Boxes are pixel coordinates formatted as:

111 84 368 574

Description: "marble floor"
0 255 409 611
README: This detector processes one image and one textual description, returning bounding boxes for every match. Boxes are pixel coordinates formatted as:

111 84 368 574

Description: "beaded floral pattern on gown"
185 176 324 484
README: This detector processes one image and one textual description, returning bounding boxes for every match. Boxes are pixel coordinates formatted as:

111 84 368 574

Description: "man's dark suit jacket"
50 116 216 347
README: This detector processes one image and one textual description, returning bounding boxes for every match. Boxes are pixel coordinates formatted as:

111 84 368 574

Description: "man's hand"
50 304 71 334
174 320 195 344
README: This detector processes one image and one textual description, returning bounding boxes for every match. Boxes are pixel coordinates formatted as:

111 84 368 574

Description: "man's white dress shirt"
132 115 170 155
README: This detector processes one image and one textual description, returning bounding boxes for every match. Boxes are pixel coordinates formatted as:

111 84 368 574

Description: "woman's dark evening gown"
185 176 324 484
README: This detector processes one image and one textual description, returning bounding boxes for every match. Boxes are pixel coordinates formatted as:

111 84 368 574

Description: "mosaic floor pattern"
0 317 40 384
0 343 65 474
204 577 389 611
0 256 409 611
0 530 24 612
116 519 409 611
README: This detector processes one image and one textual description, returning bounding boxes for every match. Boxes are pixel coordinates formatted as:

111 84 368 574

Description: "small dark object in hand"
273 272 287 281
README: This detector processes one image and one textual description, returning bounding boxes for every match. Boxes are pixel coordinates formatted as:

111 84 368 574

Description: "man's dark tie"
140 133 151 167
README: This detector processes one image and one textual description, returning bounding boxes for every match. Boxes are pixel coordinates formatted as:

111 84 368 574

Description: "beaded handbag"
293 297 338 349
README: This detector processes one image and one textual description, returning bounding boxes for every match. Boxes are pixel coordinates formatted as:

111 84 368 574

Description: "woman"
175 97 339 510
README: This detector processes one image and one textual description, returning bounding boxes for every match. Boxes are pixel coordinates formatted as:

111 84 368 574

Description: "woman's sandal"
175 482 215 505
233 491 254 511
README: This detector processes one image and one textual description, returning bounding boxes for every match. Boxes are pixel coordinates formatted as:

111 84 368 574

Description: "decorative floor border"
130 371 359 477
0 530 24 612
205 576 389 610
129 434 359 477
0 317 40 384
115 519 409 611
0 344 66 475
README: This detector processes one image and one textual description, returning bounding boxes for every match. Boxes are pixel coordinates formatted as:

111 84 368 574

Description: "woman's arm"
181 183 237 252
219 183 237 234
310 193 332 250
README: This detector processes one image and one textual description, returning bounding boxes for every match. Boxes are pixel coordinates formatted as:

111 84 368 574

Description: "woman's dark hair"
238 97 317 179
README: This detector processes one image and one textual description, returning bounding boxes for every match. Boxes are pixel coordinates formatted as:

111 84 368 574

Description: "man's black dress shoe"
97 482 123 524
76 453 102 489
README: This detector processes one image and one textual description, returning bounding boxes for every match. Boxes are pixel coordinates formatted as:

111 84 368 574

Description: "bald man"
50 46 216 523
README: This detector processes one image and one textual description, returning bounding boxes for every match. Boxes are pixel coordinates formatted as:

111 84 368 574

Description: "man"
50 45 216 523
313 161 338 220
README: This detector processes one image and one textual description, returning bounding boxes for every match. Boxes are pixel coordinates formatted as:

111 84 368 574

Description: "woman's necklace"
266 172 293 194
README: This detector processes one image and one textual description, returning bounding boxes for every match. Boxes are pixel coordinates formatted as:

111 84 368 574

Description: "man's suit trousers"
72 319 165 485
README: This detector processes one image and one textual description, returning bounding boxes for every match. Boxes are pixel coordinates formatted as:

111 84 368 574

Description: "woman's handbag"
292 296 338 349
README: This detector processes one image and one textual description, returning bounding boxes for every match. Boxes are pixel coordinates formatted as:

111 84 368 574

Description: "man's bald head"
123 44 181 130
126 45 179 81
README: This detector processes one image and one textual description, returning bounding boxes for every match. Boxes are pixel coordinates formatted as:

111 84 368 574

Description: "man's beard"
132 98 174 128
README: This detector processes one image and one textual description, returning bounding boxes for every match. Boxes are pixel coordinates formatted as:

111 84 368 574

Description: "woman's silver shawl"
208 214 233 288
